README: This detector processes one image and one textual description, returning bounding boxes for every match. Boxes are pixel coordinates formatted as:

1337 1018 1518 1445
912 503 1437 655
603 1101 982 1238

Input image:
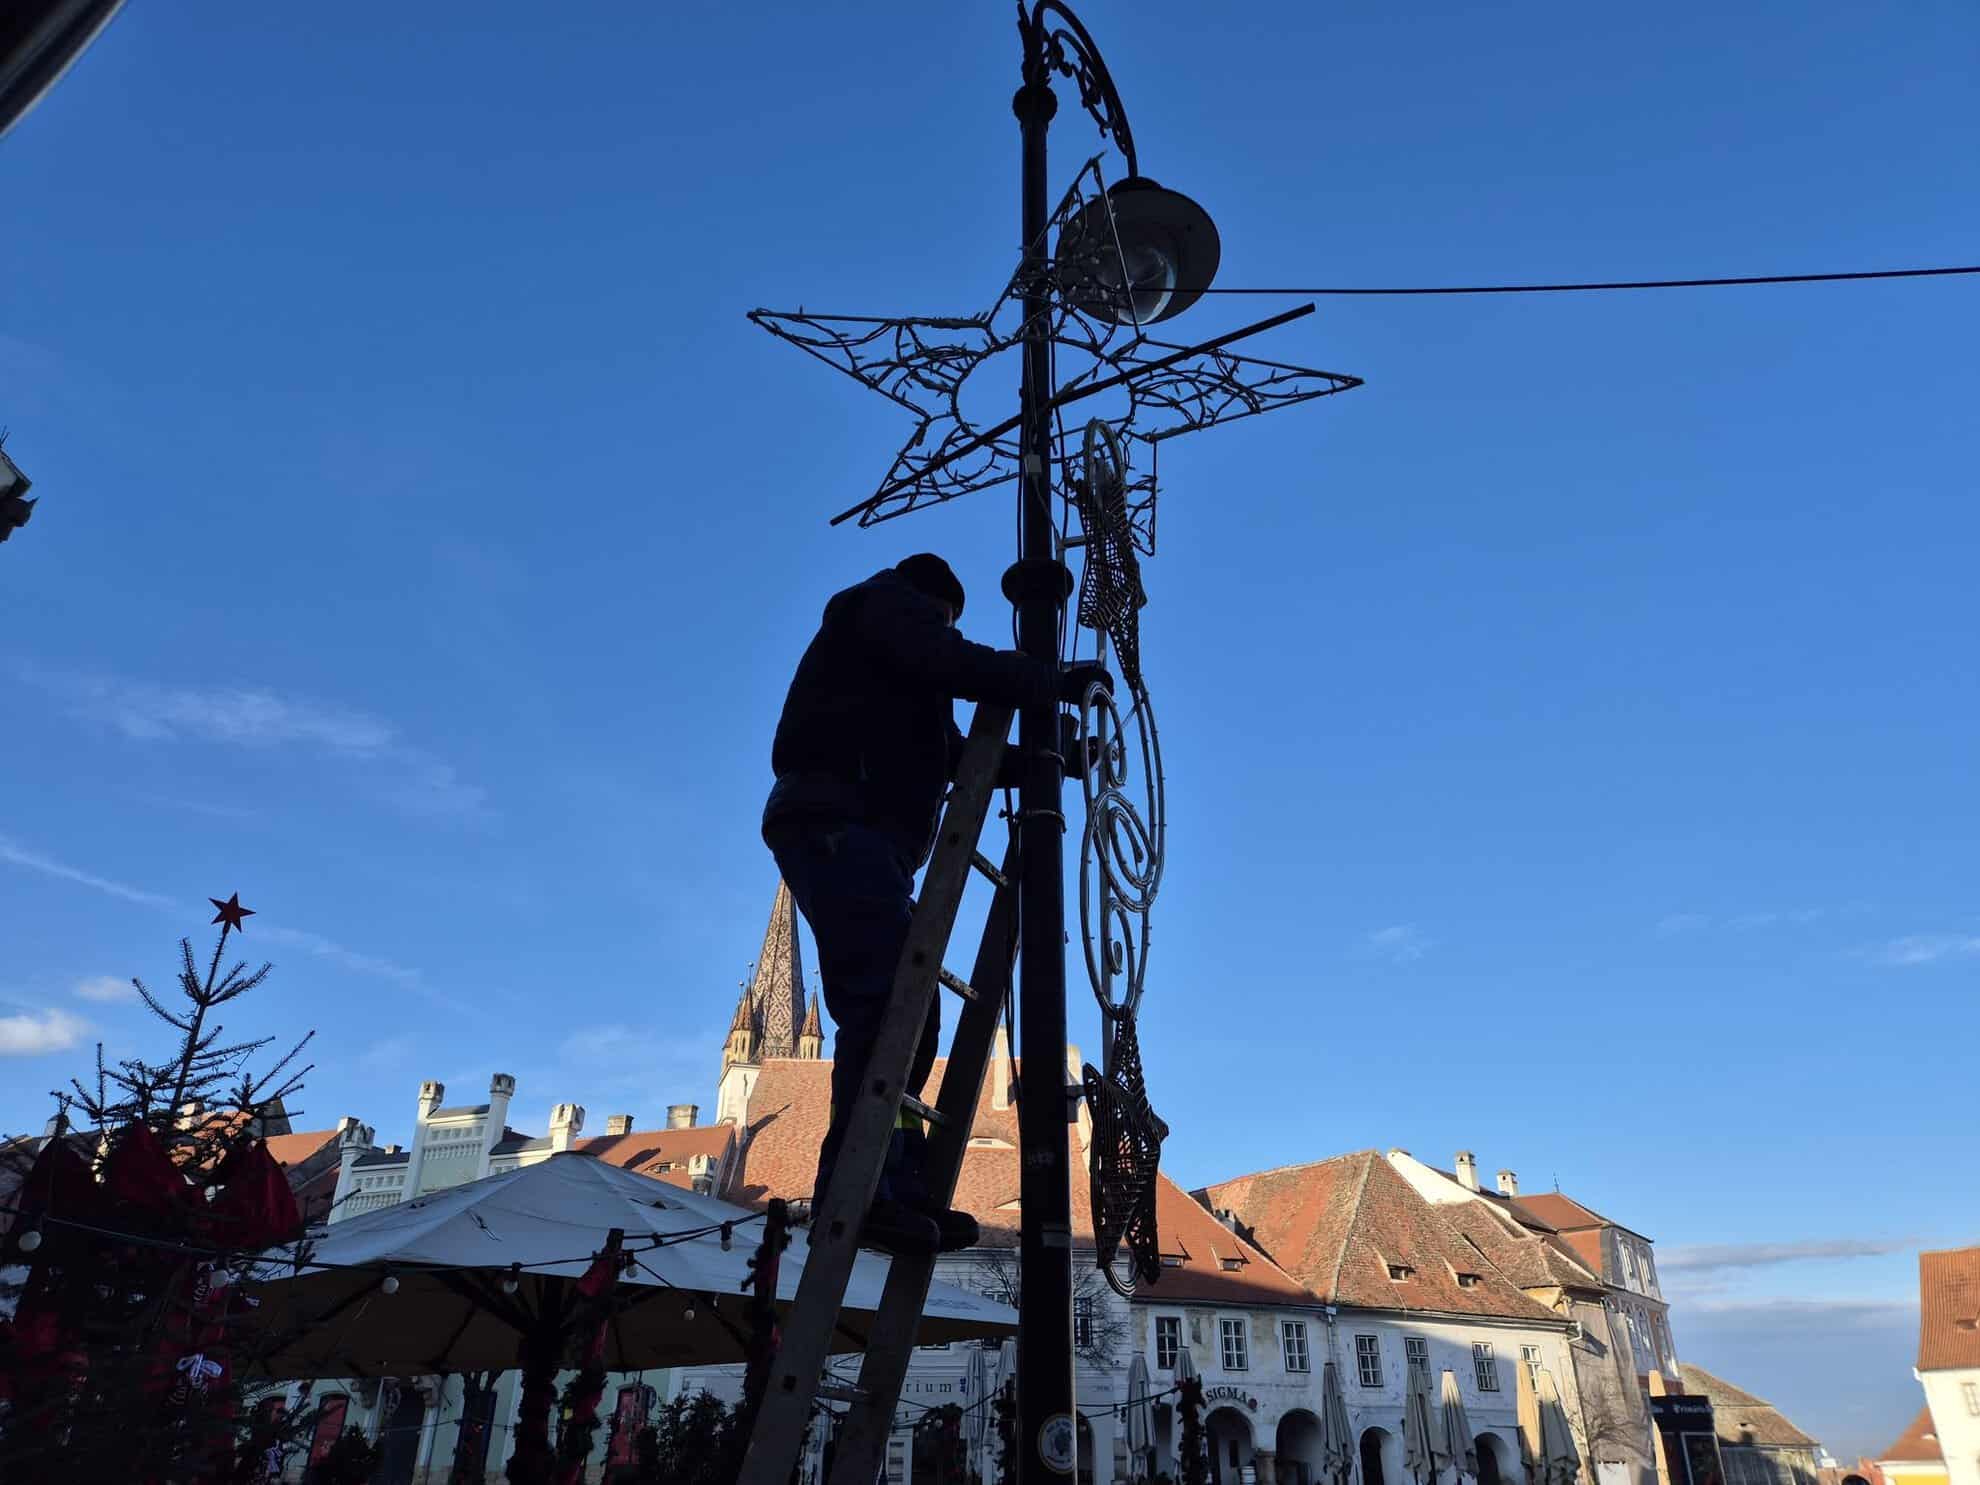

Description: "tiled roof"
353 1150 408 1168
1432 1194 1605 1294
1918 1246 1980 1371
578 1125 736 1191
262 1129 342 1169
720 1054 1300 1309
1679 1365 1819 1449
1516 1192 1604 1231
1145 1179 1312 1307
1880 1407 1944 1464
1201 1153 1562 1322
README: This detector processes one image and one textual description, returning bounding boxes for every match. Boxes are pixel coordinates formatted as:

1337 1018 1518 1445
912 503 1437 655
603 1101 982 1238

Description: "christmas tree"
0 894 318 1483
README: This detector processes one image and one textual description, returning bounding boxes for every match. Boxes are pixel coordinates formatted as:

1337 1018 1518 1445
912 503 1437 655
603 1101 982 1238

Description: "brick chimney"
549 1103 585 1152
605 1114 634 1136
1455 1151 1480 1191
666 1104 698 1130
1497 1169 1519 1197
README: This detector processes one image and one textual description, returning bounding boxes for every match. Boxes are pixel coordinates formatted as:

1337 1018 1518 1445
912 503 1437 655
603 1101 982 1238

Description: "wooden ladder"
736 702 1023 1485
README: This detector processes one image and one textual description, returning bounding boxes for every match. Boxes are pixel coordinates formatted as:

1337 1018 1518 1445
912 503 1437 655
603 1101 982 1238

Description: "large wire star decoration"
749 158 1363 549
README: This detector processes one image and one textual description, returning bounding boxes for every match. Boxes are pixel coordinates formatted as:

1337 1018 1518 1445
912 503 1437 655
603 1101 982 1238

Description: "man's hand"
1057 662 1113 704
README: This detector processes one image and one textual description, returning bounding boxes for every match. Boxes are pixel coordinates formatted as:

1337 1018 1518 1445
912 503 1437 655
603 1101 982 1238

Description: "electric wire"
1183 264 1980 297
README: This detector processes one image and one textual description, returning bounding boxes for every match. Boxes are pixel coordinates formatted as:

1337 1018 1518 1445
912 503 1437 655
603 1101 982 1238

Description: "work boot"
889 1126 980 1254
815 1169 942 1258
859 1197 941 1258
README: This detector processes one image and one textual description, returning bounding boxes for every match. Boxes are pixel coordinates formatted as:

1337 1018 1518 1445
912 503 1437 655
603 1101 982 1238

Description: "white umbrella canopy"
1125 1353 1154 1474
1438 1368 1478 1482
242 1153 1014 1378
965 1347 992 1448
1403 1367 1439 1485
1537 1370 1583 1485
1175 1344 1199 1386
1320 1361 1355 1485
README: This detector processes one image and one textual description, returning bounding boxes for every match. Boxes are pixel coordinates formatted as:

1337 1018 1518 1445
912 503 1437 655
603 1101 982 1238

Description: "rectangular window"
1474 1342 1500 1392
1521 1345 1543 1384
1965 1381 1980 1416
1356 1334 1384 1388
1282 1321 1311 1373
1222 1317 1249 1372
1156 1316 1181 1370
1406 1337 1429 1379
1074 1296 1095 1350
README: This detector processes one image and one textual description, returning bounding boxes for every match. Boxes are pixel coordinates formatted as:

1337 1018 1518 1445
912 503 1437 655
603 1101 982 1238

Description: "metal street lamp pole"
1009 11 1076 1475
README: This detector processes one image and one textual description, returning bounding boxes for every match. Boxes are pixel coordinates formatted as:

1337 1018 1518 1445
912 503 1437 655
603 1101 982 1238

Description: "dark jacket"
763 568 1058 868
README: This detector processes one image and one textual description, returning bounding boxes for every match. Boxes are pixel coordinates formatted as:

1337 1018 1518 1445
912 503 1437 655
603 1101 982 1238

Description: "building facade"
1915 1247 1980 1485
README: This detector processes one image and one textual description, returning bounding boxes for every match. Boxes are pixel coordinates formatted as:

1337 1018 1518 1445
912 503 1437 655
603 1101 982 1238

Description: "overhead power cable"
1188 264 1980 297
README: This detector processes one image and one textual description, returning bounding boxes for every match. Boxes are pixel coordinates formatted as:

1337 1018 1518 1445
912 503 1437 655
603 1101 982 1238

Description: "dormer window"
1221 1257 1243 1272
1388 1263 1415 1282
1161 1255 1184 1268
1456 1272 1482 1289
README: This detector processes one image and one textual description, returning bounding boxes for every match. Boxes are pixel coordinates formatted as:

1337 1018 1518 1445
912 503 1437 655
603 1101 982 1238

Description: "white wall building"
1916 1247 1980 1485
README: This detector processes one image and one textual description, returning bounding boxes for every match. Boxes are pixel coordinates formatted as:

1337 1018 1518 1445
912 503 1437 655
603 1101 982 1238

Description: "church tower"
719 879 816 1123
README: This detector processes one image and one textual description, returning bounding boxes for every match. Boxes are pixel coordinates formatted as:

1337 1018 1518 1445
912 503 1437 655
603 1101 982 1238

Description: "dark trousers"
768 821 939 1208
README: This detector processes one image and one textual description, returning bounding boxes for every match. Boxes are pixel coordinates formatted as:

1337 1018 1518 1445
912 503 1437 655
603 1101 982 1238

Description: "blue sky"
2 1 1974 1460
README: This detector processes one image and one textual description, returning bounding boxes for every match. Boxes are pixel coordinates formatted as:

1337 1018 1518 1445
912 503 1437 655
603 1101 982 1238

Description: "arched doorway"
1477 1431 1522 1485
1208 1406 1257 1485
1361 1426 1397 1485
1278 1409 1323 1485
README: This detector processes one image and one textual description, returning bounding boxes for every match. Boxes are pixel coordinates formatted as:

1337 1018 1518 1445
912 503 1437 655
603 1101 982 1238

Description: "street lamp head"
1056 176 1220 326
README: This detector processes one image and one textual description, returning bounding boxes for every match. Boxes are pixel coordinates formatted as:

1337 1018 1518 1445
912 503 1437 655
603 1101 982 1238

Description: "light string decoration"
748 157 1361 534
1070 418 1170 1298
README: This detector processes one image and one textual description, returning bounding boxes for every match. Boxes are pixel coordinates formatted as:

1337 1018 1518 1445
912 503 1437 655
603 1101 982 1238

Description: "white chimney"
991 1025 1011 1110
1455 1151 1480 1191
417 1080 445 1122
666 1104 698 1130
606 1114 634 1137
1497 1169 1519 1197
549 1103 586 1152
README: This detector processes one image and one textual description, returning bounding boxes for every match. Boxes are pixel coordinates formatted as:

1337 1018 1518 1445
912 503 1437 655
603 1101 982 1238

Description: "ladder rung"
938 968 977 1001
815 1382 868 1405
900 1095 949 1130
969 851 1009 888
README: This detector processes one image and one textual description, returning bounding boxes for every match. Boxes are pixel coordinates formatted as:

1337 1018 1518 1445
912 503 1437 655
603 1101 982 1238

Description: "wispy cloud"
20 667 487 820
74 975 137 1003
1361 924 1431 964
358 1035 415 1071
1679 1296 1916 1329
2 835 455 1007
1661 1238 1911 1273
1658 909 1830 936
1867 934 1980 967
0 1007 90 1056
0 835 176 907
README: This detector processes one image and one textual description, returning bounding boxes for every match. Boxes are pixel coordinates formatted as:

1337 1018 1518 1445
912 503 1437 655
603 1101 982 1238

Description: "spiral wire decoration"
1072 419 1171 1297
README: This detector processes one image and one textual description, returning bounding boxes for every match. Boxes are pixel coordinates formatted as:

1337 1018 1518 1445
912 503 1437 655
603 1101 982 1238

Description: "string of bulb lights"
0 1198 762 1281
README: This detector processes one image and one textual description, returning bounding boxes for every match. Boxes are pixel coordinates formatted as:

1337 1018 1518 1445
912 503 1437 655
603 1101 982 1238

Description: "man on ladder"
762 553 1109 1257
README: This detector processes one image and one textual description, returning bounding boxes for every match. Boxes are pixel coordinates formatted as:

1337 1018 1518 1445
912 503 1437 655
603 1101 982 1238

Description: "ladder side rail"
736 702 1015 1485
823 836 1022 1485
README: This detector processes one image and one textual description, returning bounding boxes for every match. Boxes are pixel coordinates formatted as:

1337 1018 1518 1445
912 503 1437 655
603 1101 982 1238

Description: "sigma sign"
1201 1385 1261 1412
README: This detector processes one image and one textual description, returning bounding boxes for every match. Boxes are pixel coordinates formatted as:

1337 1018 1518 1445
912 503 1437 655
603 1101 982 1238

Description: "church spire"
744 880 807 1059
797 992 824 1060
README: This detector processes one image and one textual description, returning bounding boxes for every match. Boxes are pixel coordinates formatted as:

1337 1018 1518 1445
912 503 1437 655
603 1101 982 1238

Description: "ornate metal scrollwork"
1023 0 1140 176
1073 418 1171 1296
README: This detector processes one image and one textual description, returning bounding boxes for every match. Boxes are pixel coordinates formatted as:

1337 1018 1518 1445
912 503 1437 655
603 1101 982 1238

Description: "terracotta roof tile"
1517 1192 1604 1231
719 1054 1307 1308
262 1129 342 1169
577 1125 737 1193
1918 1246 1980 1371
1201 1153 1562 1322
1679 1365 1820 1449
1880 1406 1944 1464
